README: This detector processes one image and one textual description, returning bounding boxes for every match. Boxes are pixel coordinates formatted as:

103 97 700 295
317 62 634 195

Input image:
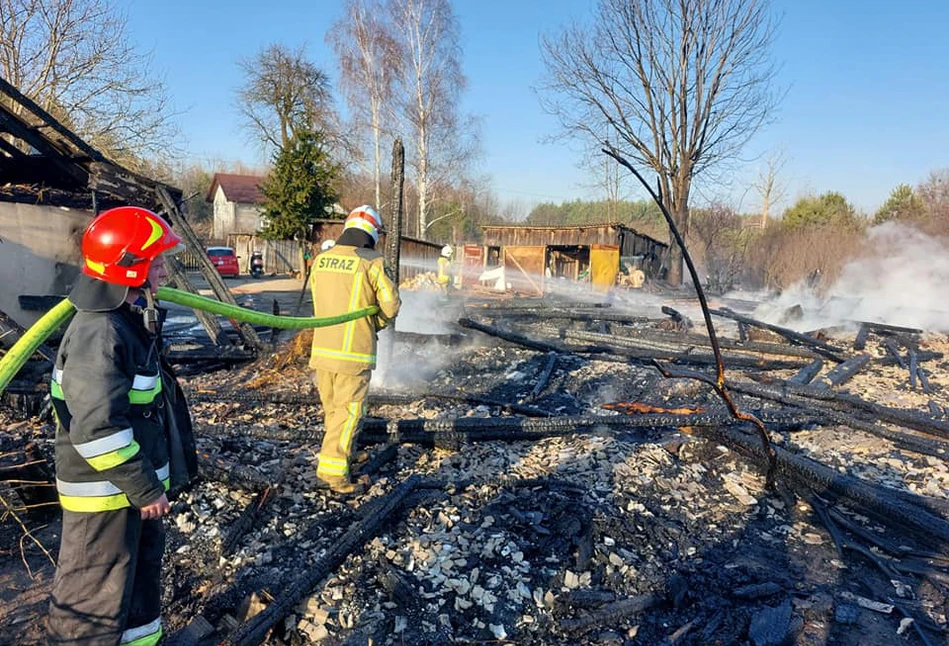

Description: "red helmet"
81 206 184 287
343 205 383 243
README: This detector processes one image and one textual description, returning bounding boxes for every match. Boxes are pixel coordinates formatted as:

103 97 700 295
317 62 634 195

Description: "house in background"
206 173 267 240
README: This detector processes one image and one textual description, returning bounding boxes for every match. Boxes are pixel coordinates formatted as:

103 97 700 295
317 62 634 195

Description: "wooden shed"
475 223 669 295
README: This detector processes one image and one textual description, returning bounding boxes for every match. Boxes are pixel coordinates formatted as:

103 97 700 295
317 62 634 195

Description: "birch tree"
328 0 401 209
751 150 787 229
388 0 474 238
539 0 780 285
0 0 178 166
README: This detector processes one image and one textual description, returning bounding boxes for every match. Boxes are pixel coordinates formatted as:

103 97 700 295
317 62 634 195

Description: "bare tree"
539 0 780 285
0 0 178 166
751 149 787 228
388 0 476 238
329 0 401 209
688 204 749 292
236 43 341 154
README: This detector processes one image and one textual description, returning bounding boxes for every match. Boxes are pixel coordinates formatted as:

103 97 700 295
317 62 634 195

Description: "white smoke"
753 222 949 333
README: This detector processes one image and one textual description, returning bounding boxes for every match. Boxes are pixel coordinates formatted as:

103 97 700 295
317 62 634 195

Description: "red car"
206 246 240 277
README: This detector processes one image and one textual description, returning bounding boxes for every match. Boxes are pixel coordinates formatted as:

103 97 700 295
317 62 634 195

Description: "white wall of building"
0 202 90 326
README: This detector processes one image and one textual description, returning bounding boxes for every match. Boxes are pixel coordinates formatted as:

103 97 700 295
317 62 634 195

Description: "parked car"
206 246 240 277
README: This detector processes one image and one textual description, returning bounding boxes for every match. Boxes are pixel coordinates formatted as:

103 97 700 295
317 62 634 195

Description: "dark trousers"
48 509 164 646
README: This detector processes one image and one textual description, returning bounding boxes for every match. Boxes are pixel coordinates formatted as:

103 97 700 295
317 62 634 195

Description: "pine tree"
258 132 341 241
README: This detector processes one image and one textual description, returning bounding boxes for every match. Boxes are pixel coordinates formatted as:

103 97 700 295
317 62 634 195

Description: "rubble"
2 293 949 646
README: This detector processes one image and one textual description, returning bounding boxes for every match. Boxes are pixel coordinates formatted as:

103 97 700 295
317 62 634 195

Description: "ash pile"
3 291 949 646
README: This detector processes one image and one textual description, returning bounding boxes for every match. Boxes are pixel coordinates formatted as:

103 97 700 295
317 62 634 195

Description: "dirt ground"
2 278 949 646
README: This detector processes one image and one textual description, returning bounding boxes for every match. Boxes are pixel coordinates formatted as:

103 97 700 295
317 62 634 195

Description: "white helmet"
344 205 383 243
320 239 336 252
441 244 453 258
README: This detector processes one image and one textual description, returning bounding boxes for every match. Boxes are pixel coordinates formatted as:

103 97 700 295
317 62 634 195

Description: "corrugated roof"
207 173 266 204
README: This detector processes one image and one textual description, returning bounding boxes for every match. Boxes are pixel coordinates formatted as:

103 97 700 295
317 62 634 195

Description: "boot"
317 476 364 495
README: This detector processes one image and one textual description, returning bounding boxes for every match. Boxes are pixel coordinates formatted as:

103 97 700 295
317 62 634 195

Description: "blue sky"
126 0 949 215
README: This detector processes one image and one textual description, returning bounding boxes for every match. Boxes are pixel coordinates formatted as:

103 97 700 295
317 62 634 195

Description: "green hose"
0 286 380 395
155 287 379 330
0 298 75 395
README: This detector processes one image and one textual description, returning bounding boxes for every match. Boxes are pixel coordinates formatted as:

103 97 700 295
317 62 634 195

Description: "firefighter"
309 206 400 493
437 244 454 294
47 206 197 645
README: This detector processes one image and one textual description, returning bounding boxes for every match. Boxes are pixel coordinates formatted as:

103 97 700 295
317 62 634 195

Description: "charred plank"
817 354 872 388
789 359 823 385
221 475 422 646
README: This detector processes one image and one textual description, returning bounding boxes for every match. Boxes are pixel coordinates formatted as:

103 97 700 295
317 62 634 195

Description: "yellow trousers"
314 369 371 483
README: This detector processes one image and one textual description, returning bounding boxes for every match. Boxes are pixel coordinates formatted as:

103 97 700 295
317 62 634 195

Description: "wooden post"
155 187 263 352
165 256 229 347
382 139 405 369
384 138 404 286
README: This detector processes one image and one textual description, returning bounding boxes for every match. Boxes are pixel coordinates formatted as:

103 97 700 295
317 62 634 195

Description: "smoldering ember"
3 272 949 646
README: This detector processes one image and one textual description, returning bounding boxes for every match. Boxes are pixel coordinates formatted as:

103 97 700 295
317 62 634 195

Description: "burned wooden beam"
709 307 847 362
789 359 823 385
908 347 919 389
156 187 263 352
700 424 949 547
460 317 809 371
198 451 272 492
220 475 422 646
748 376 949 442
661 305 692 331
221 486 276 556
528 351 558 401
855 321 923 336
559 594 658 635
883 339 907 369
194 409 821 446
853 324 870 351
817 354 872 388
552 326 819 365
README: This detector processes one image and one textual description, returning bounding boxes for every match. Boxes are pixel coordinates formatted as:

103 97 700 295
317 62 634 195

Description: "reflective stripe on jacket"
309 245 401 374
51 306 172 512
437 256 451 285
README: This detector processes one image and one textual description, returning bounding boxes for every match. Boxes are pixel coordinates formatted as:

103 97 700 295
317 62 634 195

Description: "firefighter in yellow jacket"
309 205 400 493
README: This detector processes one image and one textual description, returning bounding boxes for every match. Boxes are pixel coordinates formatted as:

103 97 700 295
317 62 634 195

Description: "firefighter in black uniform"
47 206 197 646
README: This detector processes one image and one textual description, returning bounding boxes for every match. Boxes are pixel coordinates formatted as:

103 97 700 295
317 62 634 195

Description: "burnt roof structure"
0 76 181 210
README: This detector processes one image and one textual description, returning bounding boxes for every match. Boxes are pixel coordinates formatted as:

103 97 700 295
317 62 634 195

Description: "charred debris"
3 284 949 646
3 109 949 643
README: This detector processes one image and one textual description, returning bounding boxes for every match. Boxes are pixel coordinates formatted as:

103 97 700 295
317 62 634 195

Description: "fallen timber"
728 382 949 456
476 306 654 325
816 353 872 388
585 325 826 361
458 317 809 371
528 351 558 401
700 424 949 549
803 382 949 441
186 389 554 418
193 409 822 446
811 501 945 646
709 307 847 362
540 325 823 362
219 475 423 646
788 358 823 385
